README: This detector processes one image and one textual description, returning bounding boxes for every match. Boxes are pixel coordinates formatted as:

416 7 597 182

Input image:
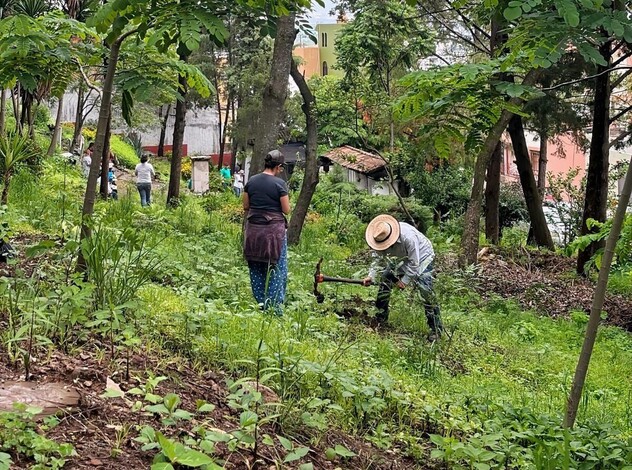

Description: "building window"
529 150 540 176
321 32 328 47
322 61 328 76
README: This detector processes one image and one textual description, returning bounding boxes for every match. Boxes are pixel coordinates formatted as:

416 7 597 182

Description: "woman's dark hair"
141 155 149 163
264 150 284 169
87 142 94 149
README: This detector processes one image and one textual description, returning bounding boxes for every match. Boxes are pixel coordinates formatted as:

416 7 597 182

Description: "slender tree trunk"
77 31 135 272
288 61 319 246
99 111 112 198
483 14 506 244
11 85 21 134
71 84 86 152
251 13 297 175
484 142 502 243
157 104 171 157
0 89 6 134
577 40 612 275
27 100 35 139
565 154 632 428
538 130 548 197
1 173 10 205
167 53 189 207
218 92 232 170
508 115 554 248
47 95 64 156
460 70 539 266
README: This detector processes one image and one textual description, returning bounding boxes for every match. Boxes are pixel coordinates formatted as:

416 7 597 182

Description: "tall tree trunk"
166 53 189 207
47 95 64 156
77 30 136 272
11 85 21 134
157 104 171 157
251 13 297 175
99 111 112 198
71 84 85 152
1 172 10 205
577 40 612 275
460 69 539 266
565 154 632 428
288 60 319 246
217 92 232 170
0 89 6 134
507 115 554 249
484 142 502 243
538 130 548 197
483 13 507 244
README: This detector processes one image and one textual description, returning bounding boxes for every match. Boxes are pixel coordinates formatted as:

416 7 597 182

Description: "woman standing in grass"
135 154 155 207
242 150 290 314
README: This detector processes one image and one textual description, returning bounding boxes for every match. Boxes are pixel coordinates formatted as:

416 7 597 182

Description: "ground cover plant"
2 160 632 469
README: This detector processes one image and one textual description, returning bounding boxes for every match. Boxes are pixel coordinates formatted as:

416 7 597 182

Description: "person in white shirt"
81 142 94 178
233 169 245 197
362 214 443 340
134 154 155 206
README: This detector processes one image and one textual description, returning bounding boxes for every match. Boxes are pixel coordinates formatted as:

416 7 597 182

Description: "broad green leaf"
284 446 309 463
173 446 214 467
156 432 177 462
334 444 356 457
503 6 522 21
150 463 174 470
239 410 258 427
278 435 294 451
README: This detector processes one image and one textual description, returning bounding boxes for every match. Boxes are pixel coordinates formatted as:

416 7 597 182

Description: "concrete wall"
294 46 321 78
50 92 222 156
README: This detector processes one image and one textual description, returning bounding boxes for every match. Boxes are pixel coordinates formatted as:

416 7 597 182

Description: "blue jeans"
137 183 151 206
248 236 287 315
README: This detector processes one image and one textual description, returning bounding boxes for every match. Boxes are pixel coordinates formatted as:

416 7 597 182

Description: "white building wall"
50 92 221 156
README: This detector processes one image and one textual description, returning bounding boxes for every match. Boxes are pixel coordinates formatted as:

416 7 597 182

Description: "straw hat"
365 214 400 251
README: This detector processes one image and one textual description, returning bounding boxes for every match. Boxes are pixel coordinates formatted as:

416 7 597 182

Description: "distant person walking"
243 150 290 314
220 164 231 189
233 169 245 197
135 154 155 207
81 142 94 178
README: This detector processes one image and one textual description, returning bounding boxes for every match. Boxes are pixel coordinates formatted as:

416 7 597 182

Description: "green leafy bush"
409 165 472 222
110 135 139 169
498 182 529 230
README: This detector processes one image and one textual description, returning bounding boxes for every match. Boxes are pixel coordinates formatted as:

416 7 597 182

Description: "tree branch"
542 66 632 91
609 103 632 124
74 60 102 98
609 129 632 148
611 67 632 88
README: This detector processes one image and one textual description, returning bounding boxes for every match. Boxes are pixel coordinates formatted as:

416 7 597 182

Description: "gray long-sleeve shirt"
368 222 434 285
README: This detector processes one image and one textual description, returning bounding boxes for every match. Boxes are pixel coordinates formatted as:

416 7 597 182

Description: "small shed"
322 145 395 196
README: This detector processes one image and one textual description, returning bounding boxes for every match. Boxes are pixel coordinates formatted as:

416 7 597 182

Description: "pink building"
500 132 587 198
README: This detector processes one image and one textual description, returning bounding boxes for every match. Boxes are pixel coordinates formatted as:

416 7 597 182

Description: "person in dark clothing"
243 150 290 314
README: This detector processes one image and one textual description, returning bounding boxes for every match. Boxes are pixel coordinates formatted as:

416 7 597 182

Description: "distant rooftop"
323 145 385 174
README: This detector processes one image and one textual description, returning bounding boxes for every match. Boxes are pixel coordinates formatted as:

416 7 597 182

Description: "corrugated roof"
324 145 385 174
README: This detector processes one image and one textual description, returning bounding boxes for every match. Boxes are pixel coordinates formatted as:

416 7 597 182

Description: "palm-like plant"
0 132 38 205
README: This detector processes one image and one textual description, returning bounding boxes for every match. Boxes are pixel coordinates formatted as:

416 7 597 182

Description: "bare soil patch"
448 247 632 331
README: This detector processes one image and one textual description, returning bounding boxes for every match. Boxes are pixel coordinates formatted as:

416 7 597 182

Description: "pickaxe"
313 257 369 303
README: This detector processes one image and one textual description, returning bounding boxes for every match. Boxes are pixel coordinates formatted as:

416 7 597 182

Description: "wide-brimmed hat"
365 214 400 251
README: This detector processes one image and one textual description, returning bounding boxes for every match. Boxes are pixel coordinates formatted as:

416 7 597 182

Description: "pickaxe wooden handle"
315 274 365 285
314 257 367 303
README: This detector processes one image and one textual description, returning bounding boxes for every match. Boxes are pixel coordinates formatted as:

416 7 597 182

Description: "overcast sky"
308 0 337 24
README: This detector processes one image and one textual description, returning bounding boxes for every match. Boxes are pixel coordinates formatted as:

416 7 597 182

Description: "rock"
0 381 80 417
